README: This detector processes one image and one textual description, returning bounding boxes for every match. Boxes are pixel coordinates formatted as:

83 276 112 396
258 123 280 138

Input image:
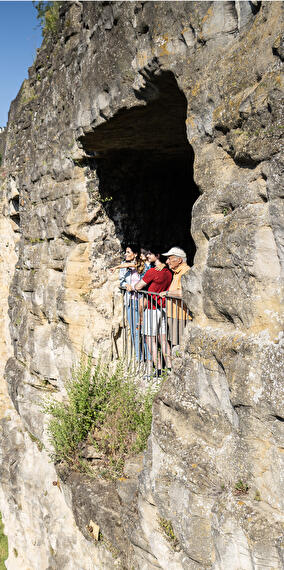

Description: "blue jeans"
127 300 150 361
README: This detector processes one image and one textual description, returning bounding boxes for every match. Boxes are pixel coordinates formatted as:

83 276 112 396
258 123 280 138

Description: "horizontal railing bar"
119 286 186 303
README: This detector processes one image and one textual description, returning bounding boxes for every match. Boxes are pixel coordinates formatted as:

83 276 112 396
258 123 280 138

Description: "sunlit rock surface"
0 1 283 568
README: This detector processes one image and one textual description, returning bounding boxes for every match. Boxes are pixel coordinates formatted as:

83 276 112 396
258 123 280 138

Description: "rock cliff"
0 129 6 163
0 1 283 568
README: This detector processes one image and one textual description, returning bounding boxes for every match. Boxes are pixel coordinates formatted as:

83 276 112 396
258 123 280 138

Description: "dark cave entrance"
80 70 199 264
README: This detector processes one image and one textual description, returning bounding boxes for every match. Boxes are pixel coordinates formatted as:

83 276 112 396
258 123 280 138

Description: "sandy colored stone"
0 2 283 569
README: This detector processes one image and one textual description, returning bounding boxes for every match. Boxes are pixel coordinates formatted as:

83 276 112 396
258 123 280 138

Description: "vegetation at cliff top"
0 513 8 570
34 1 62 39
44 358 159 479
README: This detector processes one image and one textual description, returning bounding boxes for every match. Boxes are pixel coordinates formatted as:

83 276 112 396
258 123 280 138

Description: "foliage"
234 480 249 495
33 1 62 39
158 517 179 550
44 358 159 478
0 513 8 570
222 206 232 216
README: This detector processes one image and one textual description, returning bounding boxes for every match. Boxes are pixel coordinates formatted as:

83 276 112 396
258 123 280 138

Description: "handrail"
119 287 191 377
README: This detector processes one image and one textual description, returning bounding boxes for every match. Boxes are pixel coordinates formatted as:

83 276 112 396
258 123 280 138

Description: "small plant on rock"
43 357 159 478
158 517 179 550
234 480 249 495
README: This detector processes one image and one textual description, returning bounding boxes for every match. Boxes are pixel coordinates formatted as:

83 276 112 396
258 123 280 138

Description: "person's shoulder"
143 267 154 280
144 267 154 275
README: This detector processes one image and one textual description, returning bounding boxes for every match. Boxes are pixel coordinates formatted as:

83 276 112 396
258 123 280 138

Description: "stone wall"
0 2 283 568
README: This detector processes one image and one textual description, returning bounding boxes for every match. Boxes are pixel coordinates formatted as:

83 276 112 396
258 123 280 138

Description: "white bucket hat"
162 247 187 260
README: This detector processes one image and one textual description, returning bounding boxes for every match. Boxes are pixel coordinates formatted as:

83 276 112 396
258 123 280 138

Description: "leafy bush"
34 1 62 39
0 513 8 570
44 358 159 478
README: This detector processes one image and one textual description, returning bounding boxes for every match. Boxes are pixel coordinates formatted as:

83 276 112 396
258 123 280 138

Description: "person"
137 249 151 324
111 247 148 275
140 248 151 275
112 248 149 342
162 246 191 346
119 245 142 361
132 250 172 373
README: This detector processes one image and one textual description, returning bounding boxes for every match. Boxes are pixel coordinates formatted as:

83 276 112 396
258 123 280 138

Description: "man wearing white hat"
162 247 191 346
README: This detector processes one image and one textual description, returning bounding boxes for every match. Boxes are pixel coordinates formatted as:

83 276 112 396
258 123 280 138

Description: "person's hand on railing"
165 290 182 299
125 284 133 292
159 291 167 298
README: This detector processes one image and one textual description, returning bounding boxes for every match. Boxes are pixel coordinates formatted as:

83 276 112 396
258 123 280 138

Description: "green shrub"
0 513 8 569
44 358 159 478
34 1 62 39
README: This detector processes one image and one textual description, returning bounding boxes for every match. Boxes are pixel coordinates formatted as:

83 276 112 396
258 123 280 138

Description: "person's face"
125 247 137 261
147 252 156 264
140 252 146 261
166 255 183 270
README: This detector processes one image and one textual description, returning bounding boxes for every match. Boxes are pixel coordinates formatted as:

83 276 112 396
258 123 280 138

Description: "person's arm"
133 279 147 291
111 262 136 273
131 268 152 292
159 291 167 297
166 290 182 298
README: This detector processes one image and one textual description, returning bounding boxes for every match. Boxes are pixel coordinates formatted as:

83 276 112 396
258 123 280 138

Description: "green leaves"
33 1 62 39
44 358 159 477
0 513 8 570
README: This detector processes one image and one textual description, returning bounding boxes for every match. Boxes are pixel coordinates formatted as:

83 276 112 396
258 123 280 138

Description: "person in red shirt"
132 251 172 373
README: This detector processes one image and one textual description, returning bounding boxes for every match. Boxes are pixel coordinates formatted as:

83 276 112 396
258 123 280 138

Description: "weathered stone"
0 1 283 568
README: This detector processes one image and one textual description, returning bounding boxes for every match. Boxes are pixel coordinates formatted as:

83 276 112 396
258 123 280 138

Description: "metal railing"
120 287 191 377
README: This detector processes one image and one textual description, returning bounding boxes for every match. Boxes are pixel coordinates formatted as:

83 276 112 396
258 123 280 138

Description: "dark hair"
126 244 140 255
140 247 150 256
125 244 146 274
148 251 161 260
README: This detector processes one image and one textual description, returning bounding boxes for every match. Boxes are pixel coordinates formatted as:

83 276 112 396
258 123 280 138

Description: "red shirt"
143 267 172 308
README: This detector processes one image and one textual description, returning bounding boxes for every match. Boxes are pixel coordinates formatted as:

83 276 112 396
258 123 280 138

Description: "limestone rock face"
0 1 283 568
0 129 6 161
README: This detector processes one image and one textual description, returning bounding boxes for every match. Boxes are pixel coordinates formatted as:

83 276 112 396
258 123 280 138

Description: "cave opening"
80 70 199 264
